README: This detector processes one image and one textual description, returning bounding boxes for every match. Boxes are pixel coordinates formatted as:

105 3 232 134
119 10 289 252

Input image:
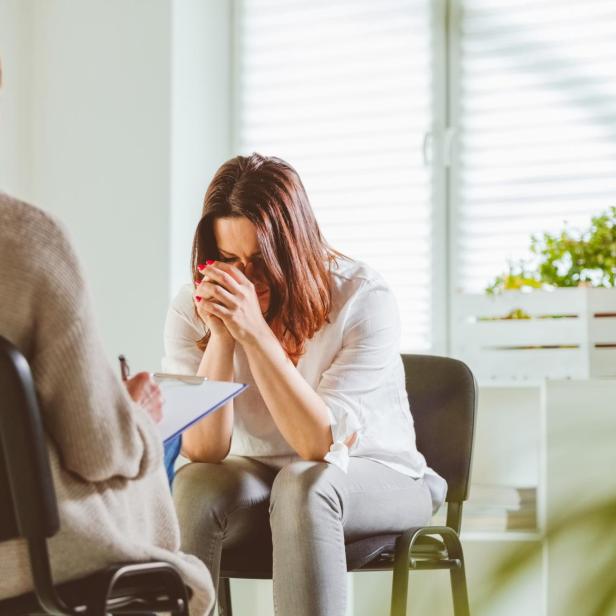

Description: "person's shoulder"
169 283 199 320
165 283 206 337
329 256 389 296
0 193 75 273
0 192 65 242
325 256 397 326
329 258 400 332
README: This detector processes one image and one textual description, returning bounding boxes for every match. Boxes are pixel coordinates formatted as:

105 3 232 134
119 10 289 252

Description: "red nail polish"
206 260 215 265
197 263 206 271
195 296 202 302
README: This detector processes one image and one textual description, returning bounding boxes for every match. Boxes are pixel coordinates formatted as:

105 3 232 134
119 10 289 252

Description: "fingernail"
197 263 206 270
206 260 215 265
195 296 202 302
194 279 200 286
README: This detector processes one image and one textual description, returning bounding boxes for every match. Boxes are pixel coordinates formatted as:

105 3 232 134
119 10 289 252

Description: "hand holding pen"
118 354 163 424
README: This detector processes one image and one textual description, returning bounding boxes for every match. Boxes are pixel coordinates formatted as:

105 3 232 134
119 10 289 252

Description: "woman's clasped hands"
193 260 270 346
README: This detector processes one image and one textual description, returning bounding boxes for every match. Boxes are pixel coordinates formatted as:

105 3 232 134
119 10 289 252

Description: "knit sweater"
0 193 214 614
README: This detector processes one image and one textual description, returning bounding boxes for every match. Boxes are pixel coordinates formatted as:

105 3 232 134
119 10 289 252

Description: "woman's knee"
174 461 252 530
269 461 344 522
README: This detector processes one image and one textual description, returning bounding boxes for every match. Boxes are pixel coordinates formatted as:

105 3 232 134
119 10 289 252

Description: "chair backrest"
0 336 60 543
402 354 477 505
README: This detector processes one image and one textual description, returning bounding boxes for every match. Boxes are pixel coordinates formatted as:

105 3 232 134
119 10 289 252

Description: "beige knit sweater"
0 193 214 614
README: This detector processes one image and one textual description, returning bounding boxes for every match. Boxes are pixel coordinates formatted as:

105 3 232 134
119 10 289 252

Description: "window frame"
446 0 464 355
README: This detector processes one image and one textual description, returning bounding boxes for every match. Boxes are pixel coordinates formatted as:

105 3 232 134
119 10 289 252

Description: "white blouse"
162 257 447 511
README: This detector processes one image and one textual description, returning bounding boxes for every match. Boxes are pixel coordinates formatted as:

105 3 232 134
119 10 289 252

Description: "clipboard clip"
153 372 208 385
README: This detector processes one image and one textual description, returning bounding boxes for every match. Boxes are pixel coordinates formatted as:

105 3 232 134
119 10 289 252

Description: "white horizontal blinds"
454 0 616 292
236 0 436 351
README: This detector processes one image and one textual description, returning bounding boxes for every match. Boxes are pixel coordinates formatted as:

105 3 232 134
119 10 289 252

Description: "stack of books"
459 484 537 533
506 487 536 531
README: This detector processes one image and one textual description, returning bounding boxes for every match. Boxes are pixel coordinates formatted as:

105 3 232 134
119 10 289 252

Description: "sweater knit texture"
0 193 214 614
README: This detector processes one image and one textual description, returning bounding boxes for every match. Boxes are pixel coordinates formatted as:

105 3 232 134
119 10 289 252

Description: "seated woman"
0 193 214 615
164 153 447 616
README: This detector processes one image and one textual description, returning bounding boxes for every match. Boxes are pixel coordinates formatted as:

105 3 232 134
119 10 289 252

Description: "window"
234 0 440 352
452 0 616 292
234 0 616 349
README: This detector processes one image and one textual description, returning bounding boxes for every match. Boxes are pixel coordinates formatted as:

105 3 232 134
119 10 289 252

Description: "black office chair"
0 335 191 615
216 353 477 616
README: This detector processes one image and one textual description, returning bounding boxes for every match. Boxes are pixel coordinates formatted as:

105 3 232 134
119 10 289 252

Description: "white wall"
1 0 232 370
170 0 232 297
26 0 173 370
0 0 32 202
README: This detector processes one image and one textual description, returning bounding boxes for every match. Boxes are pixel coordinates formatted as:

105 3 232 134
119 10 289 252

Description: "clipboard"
153 373 248 444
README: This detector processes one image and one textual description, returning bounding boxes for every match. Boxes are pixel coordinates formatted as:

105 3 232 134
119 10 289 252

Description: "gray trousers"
173 456 432 616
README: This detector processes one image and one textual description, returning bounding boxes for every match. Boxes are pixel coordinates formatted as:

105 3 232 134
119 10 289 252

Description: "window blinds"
235 0 437 351
454 0 616 292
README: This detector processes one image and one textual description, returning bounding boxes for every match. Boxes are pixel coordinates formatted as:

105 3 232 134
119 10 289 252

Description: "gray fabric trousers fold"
173 456 432 616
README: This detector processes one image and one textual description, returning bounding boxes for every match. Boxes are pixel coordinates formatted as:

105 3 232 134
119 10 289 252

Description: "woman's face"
212 216 271 312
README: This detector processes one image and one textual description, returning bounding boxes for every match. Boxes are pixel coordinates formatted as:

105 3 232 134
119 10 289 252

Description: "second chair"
210 353 477 616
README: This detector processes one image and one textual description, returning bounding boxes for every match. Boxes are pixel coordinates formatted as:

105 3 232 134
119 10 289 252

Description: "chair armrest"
394 525 464 569
93 562 191 614
31 561 192 616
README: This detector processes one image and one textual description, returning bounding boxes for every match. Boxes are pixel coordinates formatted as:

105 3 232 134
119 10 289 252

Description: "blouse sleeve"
30 216 162 483
317 278 401 471
161 286 205 375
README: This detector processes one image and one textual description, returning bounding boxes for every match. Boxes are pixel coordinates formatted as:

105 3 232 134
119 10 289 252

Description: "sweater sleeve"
29 215 162 483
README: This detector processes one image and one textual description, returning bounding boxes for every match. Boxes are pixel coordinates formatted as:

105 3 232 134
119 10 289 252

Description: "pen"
118 354 130 382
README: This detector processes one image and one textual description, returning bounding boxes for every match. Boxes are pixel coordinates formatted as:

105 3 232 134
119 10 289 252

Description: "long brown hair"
191 153 344 363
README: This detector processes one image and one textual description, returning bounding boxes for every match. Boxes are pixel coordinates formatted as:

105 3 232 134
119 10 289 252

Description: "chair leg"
443 532 470 616
390 556 410 616
450 561 470 616
217 577 233 616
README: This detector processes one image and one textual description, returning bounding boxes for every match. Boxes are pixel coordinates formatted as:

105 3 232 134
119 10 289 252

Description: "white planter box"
452 288 616 380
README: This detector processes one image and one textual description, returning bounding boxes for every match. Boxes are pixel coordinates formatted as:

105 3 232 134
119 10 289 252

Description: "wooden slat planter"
452 288 616 380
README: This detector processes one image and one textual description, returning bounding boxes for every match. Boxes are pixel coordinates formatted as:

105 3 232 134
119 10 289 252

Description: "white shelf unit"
466 382 546 616
461 531 542 543
450 378 616 616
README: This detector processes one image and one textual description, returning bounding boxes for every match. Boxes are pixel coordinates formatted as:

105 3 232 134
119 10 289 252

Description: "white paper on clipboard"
153 373 248 444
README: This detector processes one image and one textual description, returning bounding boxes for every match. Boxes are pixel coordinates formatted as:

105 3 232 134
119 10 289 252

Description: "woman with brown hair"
163 153 446 616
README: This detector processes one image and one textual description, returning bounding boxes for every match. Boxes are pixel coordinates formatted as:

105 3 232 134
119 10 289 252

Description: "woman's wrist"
240 321 271 349
197 328 236 381
241 325 282 361
209 329 236 351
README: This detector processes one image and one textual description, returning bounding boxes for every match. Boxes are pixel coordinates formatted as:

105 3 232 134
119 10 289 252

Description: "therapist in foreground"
0 58 213 616
164 153 447 616
0 202 215 615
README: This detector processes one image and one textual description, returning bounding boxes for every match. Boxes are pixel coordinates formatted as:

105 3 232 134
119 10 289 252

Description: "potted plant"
487 205 616 295
452 206 616 380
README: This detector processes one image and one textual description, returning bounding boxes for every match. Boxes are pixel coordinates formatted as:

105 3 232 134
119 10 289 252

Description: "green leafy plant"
487 206 616 294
